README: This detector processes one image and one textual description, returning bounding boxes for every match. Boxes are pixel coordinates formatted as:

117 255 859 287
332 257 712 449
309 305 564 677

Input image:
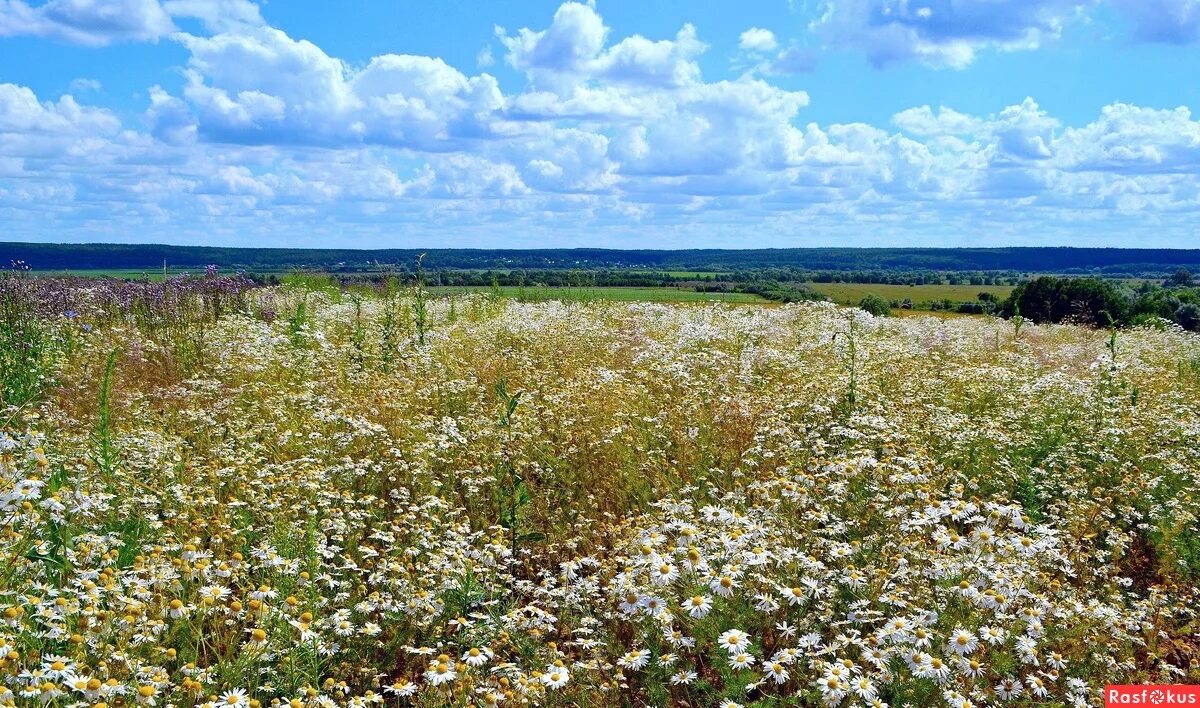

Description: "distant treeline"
312 269 826 304
6 242 1200 275
306 267 1014 288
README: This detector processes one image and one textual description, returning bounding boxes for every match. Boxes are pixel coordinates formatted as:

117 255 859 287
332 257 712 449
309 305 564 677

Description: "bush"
1176 303 1200 332
858 293 891 316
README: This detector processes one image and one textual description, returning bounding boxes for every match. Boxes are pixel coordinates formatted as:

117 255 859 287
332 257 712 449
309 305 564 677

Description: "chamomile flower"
728 652 756 671
219 689 250 707
718 629 751 654
617 649 650 671
463 646 493 667
651 562 680 585
683 594 712 618
763 661 790 684
947 628 978 655
541 662 569 689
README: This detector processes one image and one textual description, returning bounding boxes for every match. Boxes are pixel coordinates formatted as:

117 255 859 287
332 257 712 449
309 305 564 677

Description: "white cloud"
1055 103 1200 173
68 77 102 93
0 82 119 138
162 0 262 32
0 0 265 45
173 27 505 150
739 27 778 52
497 2 705 92
2 1 1200 246
814 0 1094 68
0 0 175 45
497 1 607 90
476 45 495 68
893 105 985 136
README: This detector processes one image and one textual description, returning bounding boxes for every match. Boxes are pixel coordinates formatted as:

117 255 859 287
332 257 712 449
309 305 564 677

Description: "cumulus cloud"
171 27 504 149
893 105 985 136
0 82 119 140
1056 103 1200 173
739 27 778 51
814 0 1094 68
497 2 705 92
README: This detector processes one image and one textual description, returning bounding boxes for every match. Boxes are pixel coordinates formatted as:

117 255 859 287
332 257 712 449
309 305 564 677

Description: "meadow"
426 285 765 304
1 273 1198 707
806 283 1014 308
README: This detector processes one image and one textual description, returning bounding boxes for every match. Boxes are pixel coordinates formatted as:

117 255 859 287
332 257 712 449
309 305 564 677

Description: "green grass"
33 267 296 280
658 271 730 279
427 285 766 303
807 282 1013 307
33 268 179 280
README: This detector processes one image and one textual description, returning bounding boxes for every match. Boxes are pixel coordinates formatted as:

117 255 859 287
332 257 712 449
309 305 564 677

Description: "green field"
427 285 765 303
34 268 185 280
808 281 1013 306
658 270 730 278
37 267 301 281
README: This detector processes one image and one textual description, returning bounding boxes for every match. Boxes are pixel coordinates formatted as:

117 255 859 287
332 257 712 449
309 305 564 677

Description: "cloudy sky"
1 0 1198 248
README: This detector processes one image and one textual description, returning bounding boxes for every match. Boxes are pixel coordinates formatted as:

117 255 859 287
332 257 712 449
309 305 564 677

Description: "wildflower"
619 591 643 615
995 678 1023 700
852 676 877 700
219 689 250 707
979 625 1005 645
920 656 952 682
651 562 680 584
763 661 789 684
718 629 751 653
728 653 756 671
642 596 668 617
816 674 846 702
947 628 978 655
617 649 650 671
383 680 417 697
1026 674 1049 698
683 594 712 618
463 646 493 667
426 655 458 686
781 586 807 606
542 661 569 689
710 574 740 598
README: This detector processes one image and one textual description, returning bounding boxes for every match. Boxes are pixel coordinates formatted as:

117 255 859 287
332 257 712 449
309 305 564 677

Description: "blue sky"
1 0 1198 248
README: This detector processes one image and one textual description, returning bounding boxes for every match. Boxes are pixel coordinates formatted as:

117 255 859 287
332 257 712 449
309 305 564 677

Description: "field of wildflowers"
2 272 1198 707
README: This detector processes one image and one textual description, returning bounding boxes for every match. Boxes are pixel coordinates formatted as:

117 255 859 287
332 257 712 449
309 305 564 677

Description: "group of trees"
855 270 1200 331
999 270 1199 331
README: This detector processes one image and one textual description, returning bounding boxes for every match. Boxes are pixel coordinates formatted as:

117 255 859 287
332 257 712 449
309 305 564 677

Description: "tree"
858 293 891 317
1169 268 1194 287
1176 303 1200 332
1000 276 1131 327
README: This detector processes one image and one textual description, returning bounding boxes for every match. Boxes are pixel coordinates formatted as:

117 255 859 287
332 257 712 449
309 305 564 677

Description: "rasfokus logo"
1106 686 1200 706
